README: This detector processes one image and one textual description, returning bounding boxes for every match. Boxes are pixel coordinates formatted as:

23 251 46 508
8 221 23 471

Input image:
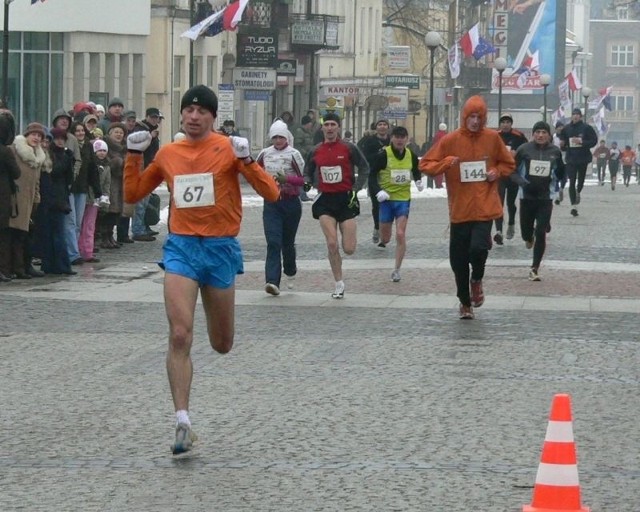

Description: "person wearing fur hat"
511 120 565 281
123 84 280 454
0 110 21 282
304 112 370 299
256 119 306 295
7 123 47 279
419 95 516 319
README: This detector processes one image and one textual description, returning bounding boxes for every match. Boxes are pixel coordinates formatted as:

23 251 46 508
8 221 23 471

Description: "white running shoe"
171 423 197 455
265 283 280 296
528 268 541 281
391 269 401 282
332 280 345 299
286 275 295 289
372 229 379 244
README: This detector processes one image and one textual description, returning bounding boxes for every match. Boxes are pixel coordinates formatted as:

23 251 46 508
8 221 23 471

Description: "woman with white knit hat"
256 119 305 295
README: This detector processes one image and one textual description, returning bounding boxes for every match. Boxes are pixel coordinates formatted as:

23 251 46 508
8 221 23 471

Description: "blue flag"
473 37 497 60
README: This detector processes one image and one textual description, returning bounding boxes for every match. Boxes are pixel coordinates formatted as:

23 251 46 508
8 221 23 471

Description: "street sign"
232 69 277 90
385 75 420 89
387 46 411 69
217 84 235 122
244 90 272 102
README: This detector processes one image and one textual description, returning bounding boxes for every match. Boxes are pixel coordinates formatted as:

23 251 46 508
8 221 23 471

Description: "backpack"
144 192 161 226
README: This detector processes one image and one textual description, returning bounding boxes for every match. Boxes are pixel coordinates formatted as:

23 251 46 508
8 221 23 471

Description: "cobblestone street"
1 178 638 511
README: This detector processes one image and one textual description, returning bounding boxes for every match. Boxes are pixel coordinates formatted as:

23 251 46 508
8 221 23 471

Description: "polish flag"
460 23 480 58
223 0 249 31
565 68 582 92
522 50 539 72
181 0 249 41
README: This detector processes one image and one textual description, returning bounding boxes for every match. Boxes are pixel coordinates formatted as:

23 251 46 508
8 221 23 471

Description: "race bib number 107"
320 166 343 184
460 161 487 182
173 173 215 208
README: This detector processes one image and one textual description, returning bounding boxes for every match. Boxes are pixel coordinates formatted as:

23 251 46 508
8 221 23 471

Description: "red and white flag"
181 0 249 41
460 23 480 58
565 68 582 91
223 0 249 31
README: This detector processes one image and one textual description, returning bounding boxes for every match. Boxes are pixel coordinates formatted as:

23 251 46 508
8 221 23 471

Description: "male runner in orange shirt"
125 85 279 454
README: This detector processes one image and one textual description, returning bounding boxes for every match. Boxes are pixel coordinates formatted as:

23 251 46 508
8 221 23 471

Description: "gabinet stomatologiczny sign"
236 28 278 68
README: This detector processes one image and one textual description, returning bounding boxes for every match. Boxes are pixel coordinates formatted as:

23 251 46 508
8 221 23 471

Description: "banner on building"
236 29 278 68
490 0 561 94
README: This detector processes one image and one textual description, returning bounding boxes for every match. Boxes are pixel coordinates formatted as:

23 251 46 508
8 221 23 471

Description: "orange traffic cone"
523 394 590 512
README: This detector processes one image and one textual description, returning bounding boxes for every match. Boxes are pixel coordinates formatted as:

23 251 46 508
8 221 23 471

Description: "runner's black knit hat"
532 121 551 134
180 85 218 116
323 112 341 125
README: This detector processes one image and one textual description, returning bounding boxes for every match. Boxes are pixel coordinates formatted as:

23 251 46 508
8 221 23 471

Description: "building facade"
588 7 640 146
1 0 150 130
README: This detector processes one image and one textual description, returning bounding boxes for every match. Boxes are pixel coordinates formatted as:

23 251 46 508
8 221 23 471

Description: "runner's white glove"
376 190 390 202
98 195 110 208
415 179 424 192
127 131 152 152
230 136 250 159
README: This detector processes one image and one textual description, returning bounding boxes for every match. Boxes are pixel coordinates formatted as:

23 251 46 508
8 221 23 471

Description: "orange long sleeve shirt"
419 95 516 224
124 132 279 237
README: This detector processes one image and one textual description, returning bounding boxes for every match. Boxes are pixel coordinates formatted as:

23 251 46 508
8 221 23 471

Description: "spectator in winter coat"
37 127 76 275
0 110 21 282
8 123 47 279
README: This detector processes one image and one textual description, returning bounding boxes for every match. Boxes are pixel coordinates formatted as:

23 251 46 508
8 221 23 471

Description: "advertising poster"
490 0 560 95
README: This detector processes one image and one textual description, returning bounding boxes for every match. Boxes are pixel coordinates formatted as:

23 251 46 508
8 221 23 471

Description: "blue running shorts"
160 234 244 289
379 200 410 224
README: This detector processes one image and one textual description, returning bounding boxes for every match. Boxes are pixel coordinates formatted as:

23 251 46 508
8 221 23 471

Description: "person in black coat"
558 108 598 217
0 110 21 282
37 127 76 275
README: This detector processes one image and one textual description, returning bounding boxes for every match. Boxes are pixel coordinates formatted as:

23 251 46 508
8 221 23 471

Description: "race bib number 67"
173 173 215 208
460 161 487 182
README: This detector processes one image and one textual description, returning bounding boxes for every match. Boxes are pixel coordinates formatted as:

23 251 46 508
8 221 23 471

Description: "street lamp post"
189 0 195 87
581 86 592 118
494 57 507 123
539 73 551 123
2 0 15 105
424 31 442 148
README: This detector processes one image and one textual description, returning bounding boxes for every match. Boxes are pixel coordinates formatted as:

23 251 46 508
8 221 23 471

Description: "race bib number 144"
460 161 487 182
